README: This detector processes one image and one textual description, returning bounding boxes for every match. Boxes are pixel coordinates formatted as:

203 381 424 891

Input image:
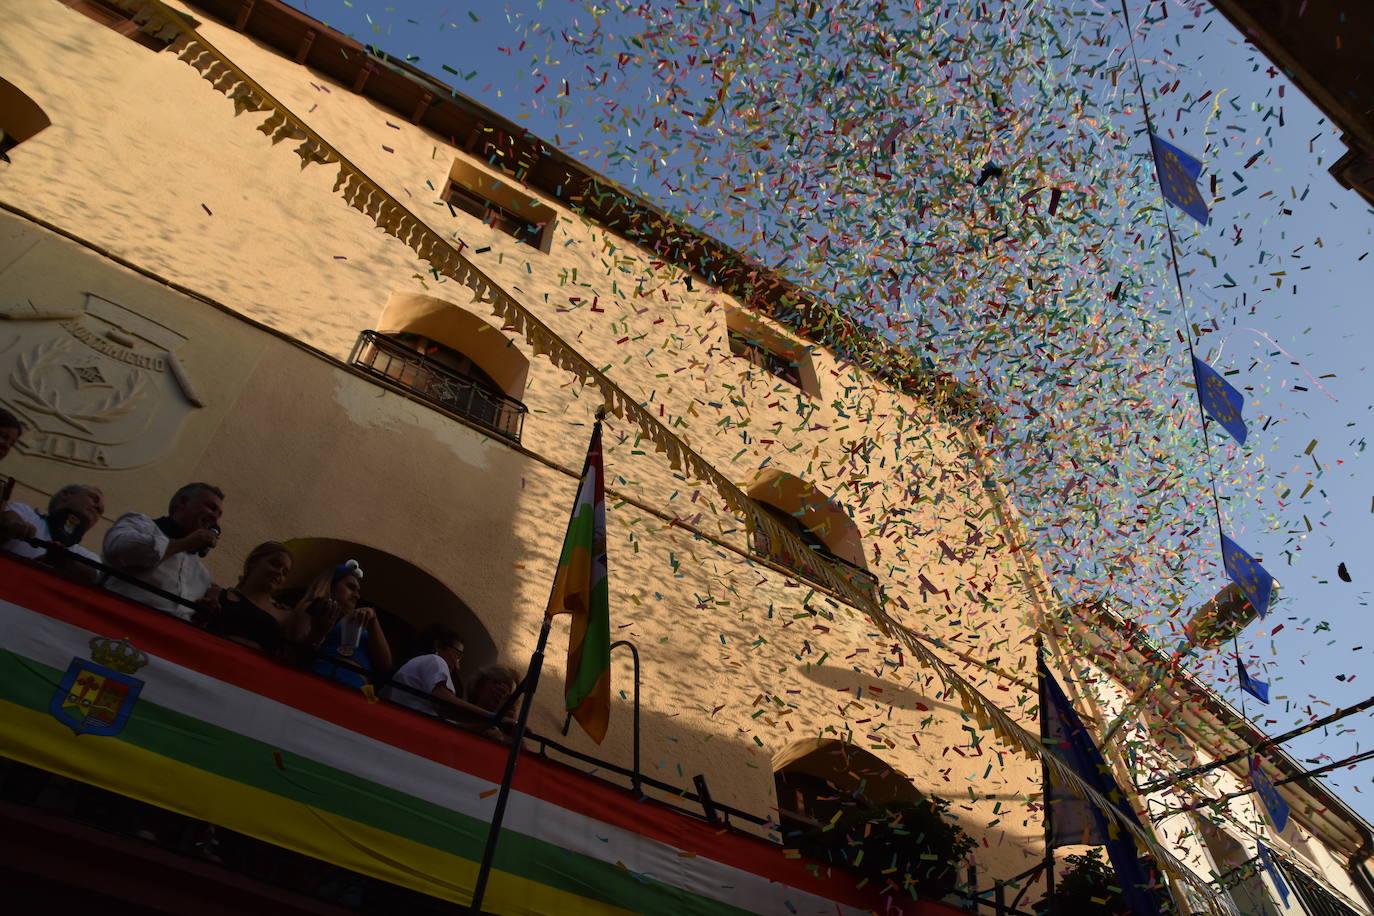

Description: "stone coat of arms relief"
0 294 202 469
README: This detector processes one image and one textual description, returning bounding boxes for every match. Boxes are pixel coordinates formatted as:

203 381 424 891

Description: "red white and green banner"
546 417 612 743
0 556 895 915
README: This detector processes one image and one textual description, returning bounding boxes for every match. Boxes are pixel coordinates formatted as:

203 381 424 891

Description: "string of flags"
1147 90 1292 843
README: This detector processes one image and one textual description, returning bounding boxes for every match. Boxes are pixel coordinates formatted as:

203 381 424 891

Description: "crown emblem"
89 636 149 675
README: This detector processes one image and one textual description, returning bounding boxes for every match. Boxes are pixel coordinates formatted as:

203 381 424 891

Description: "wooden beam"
410 91 434 125
233 0 255 31
351 67 370 93
293 29 315 65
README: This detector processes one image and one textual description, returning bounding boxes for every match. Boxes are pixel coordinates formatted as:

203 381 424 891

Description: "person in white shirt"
102 482 224 621
384 625 465 717
0 484 105 580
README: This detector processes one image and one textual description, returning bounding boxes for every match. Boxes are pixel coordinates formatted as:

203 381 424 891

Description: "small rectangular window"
443 159 555 252
444 179 544 248
729 330 803 390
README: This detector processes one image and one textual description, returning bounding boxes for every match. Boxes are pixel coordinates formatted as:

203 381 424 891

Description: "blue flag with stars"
1250 756 1289 833
1221 534 1274 620
1237 658 1270 704
1192 357 1247 445
1039 653 1164 916
1257 840 1291 906
1149 133 1210 225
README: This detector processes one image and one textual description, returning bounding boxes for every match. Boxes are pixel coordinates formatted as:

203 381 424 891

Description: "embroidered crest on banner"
49 636 150 737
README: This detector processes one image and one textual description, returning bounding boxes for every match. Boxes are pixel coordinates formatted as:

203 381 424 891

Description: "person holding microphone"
102 482 225 621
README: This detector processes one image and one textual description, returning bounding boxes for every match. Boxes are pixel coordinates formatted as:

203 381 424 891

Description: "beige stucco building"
1 1 1370 914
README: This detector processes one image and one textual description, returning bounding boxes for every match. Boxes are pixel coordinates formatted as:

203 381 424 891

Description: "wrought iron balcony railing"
349 330 527 442
750 527 881 597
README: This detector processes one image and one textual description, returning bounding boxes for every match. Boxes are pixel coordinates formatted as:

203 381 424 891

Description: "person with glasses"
383 624 465 716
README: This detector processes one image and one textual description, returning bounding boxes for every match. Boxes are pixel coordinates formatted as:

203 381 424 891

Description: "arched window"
773 739 970 897
1190 815 1279 915
351 293 530 441
773 739 922 829
0 77 51 164
744 469 875 593
279 537 499 684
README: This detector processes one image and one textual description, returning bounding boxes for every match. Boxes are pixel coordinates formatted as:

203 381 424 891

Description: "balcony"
0 554 900 915
349 330 527 443
751 527 881 598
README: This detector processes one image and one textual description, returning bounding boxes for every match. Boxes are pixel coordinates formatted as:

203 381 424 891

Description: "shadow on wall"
801 662 965 716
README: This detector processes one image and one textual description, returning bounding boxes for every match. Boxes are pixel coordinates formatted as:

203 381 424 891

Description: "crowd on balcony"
0 408 522 733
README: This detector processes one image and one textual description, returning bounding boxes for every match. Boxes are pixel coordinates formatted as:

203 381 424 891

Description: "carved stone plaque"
0 294 202 469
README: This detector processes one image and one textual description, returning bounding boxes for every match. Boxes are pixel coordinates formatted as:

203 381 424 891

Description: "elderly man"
0 484 104 580
103 482 223 620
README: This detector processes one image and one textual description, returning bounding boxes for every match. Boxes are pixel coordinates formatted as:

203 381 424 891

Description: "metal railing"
1268 853 1365 916
750 525 881 597
7 545 769 833
348 330 527 442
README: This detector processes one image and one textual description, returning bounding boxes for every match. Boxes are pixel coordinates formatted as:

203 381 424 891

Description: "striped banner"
0 557 893 915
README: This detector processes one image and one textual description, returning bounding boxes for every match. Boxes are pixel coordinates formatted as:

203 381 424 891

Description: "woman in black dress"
212 541 294 655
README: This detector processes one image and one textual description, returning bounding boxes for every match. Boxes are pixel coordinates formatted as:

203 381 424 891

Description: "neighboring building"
0 1 1367 914
1207 0 1374 209
1059 601 1374 915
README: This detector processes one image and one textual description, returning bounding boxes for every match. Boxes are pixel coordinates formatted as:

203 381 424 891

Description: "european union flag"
1149 133 1210 226
1237 658 1270 704
1257 840 1291 906
1040 654 1164 916
1221 534 1274 620
1250 756 1289 833
1191 357 1247 445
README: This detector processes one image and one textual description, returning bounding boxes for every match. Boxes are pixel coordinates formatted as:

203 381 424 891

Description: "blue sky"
285 0 1374 822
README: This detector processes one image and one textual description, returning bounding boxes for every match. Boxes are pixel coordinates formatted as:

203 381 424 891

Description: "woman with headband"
293 559 393 688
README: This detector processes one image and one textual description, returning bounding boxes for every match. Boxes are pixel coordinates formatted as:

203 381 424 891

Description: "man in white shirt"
0 484 105 579
384 626 465 717
102 482 223 621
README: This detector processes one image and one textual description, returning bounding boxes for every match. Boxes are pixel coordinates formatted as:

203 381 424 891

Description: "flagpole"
468 410 604 915
1037 637 1058 916
467 606 552 914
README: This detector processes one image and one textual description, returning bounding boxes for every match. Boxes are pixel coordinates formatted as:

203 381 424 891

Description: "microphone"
197 525 221 558
47 508 84 548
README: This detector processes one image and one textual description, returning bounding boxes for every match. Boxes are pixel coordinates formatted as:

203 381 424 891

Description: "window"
723 309 817 397
442 159 555 251
753 500 830 563
58 0 198 51
728 330 804 390
745 470 878 596
444 180 543 248
0 78 51 164
350 330 527 442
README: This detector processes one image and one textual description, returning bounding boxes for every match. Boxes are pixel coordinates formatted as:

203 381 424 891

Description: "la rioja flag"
546 416 612 743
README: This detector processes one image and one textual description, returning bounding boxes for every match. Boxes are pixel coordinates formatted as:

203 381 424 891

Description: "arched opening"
772 738 971 898
773 738 922 827
376 292 529 399
0 77 51 163
744 470 871 588
349 292 531 441
279 537 498 691
1191 815 1281 915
